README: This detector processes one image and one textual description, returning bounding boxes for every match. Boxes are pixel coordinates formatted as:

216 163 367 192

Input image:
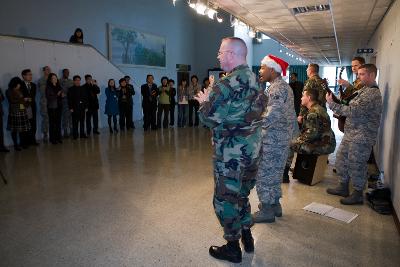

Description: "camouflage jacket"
262 76 298 143
291 103 335 154
328 82 382 144
199 64 266 137
341 78 363 101
299 74 326 116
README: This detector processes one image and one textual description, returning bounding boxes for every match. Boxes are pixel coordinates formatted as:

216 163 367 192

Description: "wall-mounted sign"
357 48 374 54
176 64 191 71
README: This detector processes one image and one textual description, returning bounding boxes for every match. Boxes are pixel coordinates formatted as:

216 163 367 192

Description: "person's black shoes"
241 229 254 253
282 166 290 183
209 240 242 263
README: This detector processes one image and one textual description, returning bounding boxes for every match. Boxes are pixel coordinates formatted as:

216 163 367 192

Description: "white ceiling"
211 0 393 65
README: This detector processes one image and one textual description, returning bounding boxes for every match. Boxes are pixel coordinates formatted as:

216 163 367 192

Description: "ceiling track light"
187 0 222 22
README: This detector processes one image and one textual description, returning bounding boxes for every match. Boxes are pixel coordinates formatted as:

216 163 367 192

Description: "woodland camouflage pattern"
199 64 267 241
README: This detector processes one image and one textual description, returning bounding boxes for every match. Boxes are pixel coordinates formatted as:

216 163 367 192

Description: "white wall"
368 0 400 219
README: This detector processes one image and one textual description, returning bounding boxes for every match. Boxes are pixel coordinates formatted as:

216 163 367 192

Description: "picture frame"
108 23 166 68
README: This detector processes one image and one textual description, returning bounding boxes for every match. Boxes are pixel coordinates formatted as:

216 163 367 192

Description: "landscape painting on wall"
108 24 166 68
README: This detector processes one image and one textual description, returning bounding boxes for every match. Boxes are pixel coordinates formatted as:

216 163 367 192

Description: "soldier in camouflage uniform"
60 69 74 137
38 66 51 141
326 64 382 205
284 63 326 182
290 89 335 155
195 37 266 263
252 55 298 224
298 63 326 122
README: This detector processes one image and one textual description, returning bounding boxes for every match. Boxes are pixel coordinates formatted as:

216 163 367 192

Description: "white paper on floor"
303 202 358 223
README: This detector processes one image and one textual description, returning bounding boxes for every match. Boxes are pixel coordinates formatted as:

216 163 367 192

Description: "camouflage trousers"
213 156 260 241
255 142 289 205
40 102 49 135
336 137 372 191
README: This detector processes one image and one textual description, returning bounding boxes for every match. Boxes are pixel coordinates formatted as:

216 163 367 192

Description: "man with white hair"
196 37 266 263
253 55 298 223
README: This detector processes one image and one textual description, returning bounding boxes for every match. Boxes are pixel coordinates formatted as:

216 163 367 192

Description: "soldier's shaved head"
222 37 247 58
218 37 248 72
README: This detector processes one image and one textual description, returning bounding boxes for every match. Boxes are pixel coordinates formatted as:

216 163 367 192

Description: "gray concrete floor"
0 123 399 267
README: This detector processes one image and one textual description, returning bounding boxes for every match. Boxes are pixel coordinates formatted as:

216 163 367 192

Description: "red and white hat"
261 54 289 76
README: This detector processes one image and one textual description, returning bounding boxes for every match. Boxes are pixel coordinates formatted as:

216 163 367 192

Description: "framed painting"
108 24 166 68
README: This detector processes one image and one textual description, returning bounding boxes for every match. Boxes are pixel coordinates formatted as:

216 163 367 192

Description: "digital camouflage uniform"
256 76 298 205
299 74 326 117
328 83 382 191
199 64 266 241
38 77 49 137
291 103 335 155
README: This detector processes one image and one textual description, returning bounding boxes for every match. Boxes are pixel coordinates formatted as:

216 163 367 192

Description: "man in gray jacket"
326 64 382 205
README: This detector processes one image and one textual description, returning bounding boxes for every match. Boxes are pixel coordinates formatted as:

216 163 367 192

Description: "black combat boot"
241 228 254 253
209 240 242 263
282 166 290 183
327 182 349 197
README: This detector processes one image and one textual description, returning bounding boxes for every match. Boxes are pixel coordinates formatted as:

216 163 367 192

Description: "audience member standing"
83 75 100 135
168 79 176 127
157 77 170 129
38 66 51 142
187 75 201 126
68 76 88 139
118 78 134 131
105 79 119 133
124 75 136 129
141 74 158 131
0 88 10 152
60 68 74 137
202 77 210 93
6 77 31 151
69 28 83 44
289 72 303 116
21 69 38 145
177 79 189 128
46 73 63 144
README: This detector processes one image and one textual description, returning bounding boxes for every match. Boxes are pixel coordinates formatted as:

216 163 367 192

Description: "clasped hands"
194 75 214 104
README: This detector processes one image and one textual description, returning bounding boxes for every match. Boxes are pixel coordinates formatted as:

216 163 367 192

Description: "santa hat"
261 54 289 76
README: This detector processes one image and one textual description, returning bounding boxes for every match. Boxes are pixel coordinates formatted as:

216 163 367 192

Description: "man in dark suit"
141 74 158 131
289 72 304 116
124 75 136 129
21 69 39 145
68 75 88 139
83 74 100 135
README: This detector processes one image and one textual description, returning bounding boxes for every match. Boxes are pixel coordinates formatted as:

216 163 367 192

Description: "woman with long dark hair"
105 79 119 133
177 79 189 128
69 28 83 44
46 73 63 144
6 77 31 151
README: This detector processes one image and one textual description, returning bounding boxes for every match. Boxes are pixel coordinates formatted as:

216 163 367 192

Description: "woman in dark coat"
46 73 63 144
69 28 83 44
118 78 134 131
6 77 31 151
105 79 119 133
